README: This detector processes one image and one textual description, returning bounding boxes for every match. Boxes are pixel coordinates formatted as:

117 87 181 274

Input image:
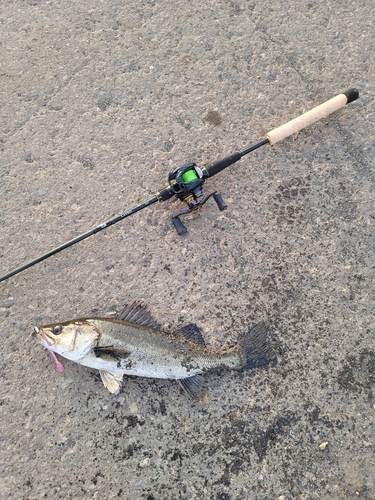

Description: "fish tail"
239 322 276 369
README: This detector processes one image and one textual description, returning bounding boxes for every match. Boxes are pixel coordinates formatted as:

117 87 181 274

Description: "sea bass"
32 303 275 399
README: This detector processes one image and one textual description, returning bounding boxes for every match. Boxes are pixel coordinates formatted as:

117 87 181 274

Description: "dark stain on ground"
122 443 143 459
253 411 296 460
214 462 232 488
126 414 142 428
307 405 334 430
216 493 231 500
163 448 184 463
337 349 375 397
149 398 168 416
276 176 311 200
91 471 104 485
304 404 354 435
105 412 145 436
97 95 113 111
76 155 95 170
273 176 311 224
220 410 296 462
204 110 223 126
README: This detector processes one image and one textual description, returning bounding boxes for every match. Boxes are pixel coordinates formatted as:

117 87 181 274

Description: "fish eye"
53 326 63 335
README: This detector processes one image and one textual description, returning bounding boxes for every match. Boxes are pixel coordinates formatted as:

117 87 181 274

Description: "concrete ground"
0 1 374 499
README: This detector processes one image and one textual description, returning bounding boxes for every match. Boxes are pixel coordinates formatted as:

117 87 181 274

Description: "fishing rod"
0 88 359 283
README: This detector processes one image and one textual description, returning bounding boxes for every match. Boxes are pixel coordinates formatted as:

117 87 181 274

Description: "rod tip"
344 88 359 103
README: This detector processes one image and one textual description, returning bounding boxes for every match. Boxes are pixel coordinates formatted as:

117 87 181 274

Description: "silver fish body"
33 303 275 399
78 318 243 378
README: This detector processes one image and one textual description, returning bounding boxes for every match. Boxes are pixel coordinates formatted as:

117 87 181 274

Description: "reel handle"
265 88 359 145
172 217 187 235
213 193 227 211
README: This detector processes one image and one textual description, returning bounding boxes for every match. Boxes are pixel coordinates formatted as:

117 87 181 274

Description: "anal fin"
177 374 205 400
99 370 123 394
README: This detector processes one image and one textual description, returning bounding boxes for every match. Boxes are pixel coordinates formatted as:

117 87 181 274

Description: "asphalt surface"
0 1 374 499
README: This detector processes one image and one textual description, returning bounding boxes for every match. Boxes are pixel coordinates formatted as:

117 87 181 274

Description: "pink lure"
47 349 65 373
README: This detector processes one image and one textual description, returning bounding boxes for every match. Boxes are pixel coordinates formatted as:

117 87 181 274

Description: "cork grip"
265 89 359 145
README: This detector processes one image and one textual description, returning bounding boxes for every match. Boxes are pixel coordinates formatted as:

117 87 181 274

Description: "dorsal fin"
172 324 206 347
116 302 160 330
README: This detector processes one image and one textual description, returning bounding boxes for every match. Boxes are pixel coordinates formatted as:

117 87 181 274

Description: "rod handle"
204 152 242 177
265 89 359 145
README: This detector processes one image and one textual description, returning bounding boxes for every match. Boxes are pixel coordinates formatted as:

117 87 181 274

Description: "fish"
32 302 276 400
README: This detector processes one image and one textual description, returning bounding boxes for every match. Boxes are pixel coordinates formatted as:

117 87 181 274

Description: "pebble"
138 457 150 468
319 441 329 450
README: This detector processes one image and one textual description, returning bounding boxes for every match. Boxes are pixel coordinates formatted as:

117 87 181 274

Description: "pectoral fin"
99 370 123 394
94 347 131 362
177 374 205 400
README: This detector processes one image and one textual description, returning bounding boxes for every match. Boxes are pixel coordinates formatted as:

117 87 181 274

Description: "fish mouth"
32 326 55 347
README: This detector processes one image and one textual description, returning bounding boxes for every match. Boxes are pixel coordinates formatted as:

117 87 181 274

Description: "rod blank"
0 196 159 283
265 89 359 145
